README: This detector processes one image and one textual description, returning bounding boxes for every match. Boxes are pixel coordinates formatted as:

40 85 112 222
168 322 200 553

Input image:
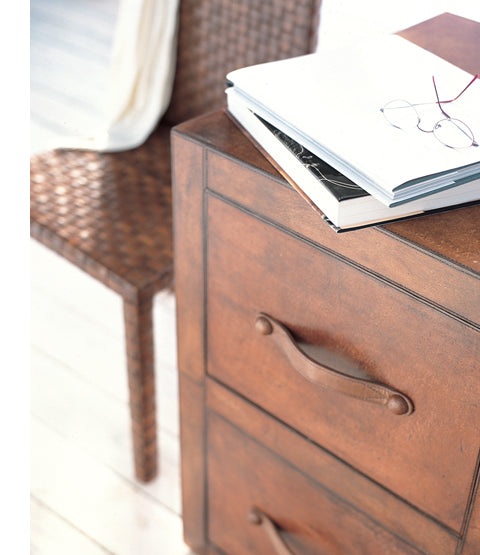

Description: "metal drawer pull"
255 314 414 416
248 507 294 555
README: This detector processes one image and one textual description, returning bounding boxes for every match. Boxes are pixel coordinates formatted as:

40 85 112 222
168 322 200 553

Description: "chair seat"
30 125 174 301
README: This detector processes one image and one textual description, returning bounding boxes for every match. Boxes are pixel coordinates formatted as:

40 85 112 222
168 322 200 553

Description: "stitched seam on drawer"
378 226 480 280
203 147 210 381
207 188 480 333
208 404 450 554
203 141 480 282
457 447 480 553
208 376 461 544
172 130 289 190
206 139 291 189
204 143 479 282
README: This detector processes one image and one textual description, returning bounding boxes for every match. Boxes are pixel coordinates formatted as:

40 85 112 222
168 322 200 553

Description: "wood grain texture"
30 239 187 553
30 245 187 553
30 344 181 514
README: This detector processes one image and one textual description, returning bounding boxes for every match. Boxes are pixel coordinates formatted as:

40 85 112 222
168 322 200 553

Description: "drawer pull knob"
255 314 414 416
248 507 294 555
255 315 274 335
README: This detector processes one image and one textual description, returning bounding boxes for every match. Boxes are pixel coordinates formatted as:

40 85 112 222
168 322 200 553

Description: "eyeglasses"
381 74 479 149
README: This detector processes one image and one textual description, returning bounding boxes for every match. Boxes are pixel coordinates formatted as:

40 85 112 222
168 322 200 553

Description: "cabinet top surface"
174 13 480 275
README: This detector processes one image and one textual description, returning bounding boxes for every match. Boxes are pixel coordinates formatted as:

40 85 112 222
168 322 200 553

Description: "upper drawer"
206 195 480 533
207 149 480 326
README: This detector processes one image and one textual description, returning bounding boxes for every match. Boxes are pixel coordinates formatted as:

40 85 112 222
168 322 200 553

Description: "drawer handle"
248 507 294 555
255 314 414 416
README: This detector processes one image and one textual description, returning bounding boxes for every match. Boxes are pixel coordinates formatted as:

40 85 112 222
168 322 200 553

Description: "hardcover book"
226 35 480 207
226 88 480 230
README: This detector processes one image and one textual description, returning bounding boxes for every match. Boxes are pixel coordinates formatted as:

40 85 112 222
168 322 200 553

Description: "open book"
227 88 480 230
226 35 480 207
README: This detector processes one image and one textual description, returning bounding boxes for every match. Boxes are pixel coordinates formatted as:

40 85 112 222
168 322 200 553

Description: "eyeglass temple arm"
449 73 479 101
432 76 450 119
433 75 479 148
433 73 479 111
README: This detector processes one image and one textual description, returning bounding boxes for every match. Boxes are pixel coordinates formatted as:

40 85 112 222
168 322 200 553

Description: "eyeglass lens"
381 100 420 129
434 119 475 149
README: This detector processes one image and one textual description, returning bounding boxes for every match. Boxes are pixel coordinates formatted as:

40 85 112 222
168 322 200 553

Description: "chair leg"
123 294 158 482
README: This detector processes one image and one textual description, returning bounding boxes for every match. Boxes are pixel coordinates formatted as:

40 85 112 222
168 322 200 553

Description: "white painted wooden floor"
29 1 480 553
30 243 190 554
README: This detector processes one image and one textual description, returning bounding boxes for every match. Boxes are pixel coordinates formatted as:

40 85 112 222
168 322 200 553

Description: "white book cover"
226 35 480 206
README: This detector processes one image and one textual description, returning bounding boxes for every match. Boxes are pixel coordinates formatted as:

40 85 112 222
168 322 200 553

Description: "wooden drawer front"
207 149 480 326
206 196 480 532
208 412 421 555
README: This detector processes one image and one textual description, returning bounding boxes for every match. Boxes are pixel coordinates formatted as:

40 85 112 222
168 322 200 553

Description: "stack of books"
225 35 480 231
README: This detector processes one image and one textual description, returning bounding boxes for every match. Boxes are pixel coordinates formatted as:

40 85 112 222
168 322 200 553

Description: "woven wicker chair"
30 0 322 482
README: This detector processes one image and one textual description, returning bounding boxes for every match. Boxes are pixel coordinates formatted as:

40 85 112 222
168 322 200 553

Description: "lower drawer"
207 412 421 555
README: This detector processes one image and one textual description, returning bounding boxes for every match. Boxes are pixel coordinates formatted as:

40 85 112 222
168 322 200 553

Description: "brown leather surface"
173 12 480 554
208 379 457 554
30 128 174 482
175 109 480 325
384 204 480 274
255 314 413 415
206 196 480 532
208 413 420 555
398 13 480 77
178 14 480 276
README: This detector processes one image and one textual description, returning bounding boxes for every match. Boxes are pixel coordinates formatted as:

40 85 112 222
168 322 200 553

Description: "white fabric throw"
101 0 180 151
65 0 180 152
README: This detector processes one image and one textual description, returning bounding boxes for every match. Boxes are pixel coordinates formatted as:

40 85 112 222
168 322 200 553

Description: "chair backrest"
163 0 322 125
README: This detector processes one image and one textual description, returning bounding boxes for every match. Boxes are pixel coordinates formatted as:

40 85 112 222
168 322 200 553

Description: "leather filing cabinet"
173 14 480 555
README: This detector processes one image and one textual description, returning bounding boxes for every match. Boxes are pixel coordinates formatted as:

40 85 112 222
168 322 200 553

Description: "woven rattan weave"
30 0 322 482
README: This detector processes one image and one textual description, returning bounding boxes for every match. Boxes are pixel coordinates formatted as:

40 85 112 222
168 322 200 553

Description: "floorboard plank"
30 262 180 439
31 347 181 513
31 418 191 555
31 0 118 46
30 0 115 152
30 241 123 335
31 496 112 555
31 41 108 89
30 290 128 403
30 88 105 143
30 22 113 62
